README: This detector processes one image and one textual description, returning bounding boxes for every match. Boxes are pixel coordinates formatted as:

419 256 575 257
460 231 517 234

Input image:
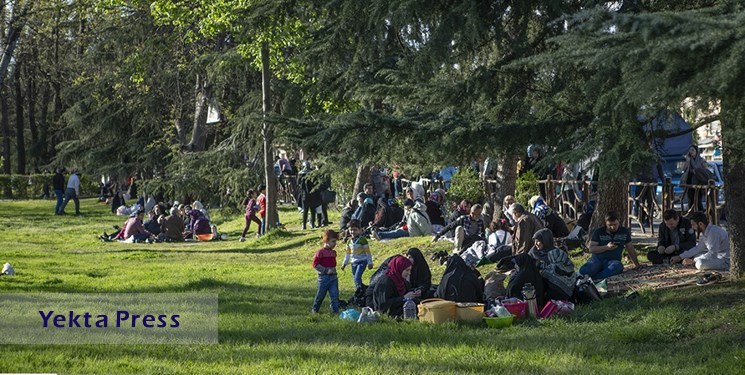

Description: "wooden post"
708 180 718 225
663 177 672 212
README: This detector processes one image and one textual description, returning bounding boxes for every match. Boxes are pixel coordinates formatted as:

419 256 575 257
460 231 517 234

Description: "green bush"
515 170 540 208
0 174 98 199
448 168 484 204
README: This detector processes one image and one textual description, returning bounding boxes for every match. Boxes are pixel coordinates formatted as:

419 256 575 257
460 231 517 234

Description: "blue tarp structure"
641 111 693 157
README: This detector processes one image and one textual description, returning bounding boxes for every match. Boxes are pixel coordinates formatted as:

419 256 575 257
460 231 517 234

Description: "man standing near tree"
59 169 81 216
580 211 640 279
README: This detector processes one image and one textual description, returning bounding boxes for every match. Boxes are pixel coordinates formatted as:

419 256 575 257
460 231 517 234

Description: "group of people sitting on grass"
311 180 731 316
99 199 219 243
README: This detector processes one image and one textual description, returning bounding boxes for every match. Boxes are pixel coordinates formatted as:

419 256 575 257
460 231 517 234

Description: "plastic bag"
339 309 361 321
574 276 602 304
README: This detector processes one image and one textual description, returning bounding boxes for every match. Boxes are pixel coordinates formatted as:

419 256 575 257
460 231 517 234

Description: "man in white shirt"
671 212 729 271
60 169 82 215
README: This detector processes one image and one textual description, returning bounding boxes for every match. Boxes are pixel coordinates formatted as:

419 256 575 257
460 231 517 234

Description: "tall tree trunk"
0 1 33 92
496 152 519 200
353 164 372 196
38 81 50 164
13 60 25 174
590 176 628 231
721 97 745 279
1 87 11 176
188 74 209 151
173 73 187 146
261 42 278 231
25 55 37 167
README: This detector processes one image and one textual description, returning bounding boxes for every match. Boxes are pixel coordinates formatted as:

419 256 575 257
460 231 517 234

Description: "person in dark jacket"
448 200 472 223
436 255 484 303
389 199 405 225
339 199 358 232
371 198 395 228
506 253 546 309
370 255 417 317
53 168 66 215
529 228 575 302
426 191 447 228
648 209 697 264
352 197 377 228
366 255 395 293
405 248 432 298
298 162 322 230
532 196 569 238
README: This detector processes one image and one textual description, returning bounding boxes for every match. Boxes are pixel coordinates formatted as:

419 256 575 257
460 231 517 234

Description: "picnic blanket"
604 265 729 295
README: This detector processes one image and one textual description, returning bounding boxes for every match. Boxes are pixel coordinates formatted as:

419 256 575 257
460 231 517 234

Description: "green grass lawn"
0 198 743 374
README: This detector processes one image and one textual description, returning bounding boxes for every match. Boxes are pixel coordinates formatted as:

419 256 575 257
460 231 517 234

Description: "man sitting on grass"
671 212 730 271
579 211 640 279
648 209 696 265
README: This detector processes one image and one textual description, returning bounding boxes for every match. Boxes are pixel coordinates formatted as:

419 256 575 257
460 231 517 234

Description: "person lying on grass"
579 211 640 280
670 211 730 271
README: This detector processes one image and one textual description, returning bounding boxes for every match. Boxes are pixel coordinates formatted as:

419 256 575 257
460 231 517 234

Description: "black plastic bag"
574 276 602 304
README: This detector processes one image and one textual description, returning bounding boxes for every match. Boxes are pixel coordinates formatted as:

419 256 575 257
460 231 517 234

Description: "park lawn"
0 198 743 375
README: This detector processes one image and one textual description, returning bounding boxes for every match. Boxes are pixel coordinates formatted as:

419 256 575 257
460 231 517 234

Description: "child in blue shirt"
341 220 373 289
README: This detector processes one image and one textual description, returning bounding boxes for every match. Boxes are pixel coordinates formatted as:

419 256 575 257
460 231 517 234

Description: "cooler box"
417 298 456 324
456 303 485 323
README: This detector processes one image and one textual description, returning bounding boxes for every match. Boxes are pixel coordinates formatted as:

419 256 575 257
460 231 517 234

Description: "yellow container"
456 303 485 323
417 298 456 324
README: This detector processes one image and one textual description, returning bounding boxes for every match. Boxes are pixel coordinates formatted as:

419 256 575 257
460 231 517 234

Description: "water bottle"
522 283 538 319
403 298 417 320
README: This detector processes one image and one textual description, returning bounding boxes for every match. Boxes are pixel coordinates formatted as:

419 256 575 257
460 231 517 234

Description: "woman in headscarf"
371 255 417 317
426 191 446 229
528 228 576 301
436 255 484 303
541 248 577 301
529 228 555 266
506 253 546 309
405 248 432 298
531 196 569 238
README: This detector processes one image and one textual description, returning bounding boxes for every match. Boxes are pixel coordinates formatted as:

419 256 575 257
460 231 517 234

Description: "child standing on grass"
341 220 373 289
240 190 261 242
257 184 267 236
311 229 340 314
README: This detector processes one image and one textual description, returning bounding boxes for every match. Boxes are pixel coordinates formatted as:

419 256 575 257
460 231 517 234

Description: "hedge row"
0 174 99 199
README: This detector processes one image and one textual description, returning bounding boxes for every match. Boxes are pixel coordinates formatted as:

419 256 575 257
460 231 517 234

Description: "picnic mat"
604 265 729 295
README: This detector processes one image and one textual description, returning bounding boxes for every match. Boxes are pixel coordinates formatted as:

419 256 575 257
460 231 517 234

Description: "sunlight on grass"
0 198 743 374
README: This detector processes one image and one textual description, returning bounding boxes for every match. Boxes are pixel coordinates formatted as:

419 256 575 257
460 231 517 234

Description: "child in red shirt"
257 184 267 236
311 229 340 314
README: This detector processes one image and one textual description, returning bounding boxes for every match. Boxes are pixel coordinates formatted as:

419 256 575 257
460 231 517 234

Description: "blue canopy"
642 111 693 157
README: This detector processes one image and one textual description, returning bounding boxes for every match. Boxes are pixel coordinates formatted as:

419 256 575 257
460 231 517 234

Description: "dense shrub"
0 174 98 199
448 168 484 204
515 170 540 208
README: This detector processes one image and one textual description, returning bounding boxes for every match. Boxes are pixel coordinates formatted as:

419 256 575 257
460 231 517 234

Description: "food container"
417 298 456 324
503 300 528 319
456 302 484 323
483 316 514 328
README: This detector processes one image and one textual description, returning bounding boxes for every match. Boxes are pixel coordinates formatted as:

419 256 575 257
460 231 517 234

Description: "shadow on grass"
95 237 314 255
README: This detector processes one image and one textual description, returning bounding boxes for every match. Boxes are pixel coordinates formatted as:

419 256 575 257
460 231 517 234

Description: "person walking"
59 169 82 216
